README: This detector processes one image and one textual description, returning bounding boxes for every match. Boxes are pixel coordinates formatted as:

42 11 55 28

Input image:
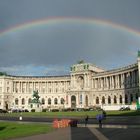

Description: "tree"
0 72 7 76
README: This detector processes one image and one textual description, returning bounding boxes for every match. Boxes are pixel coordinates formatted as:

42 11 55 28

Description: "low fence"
53 119 78 128
102 105 136 110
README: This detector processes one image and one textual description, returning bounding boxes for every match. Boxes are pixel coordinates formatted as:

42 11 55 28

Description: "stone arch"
119 95 122 104
125 94 128 104
15 98 19 105
41 98 45 105
130 94 133 102
71 95 76 108
77 76 84 89
21 98 25 105
136 93 138 100
48 98 51 105
114 95 117 104
96 97 99 104
108 96 111 104
5 101 8 110
60 98 65 105
28 98 32 104
102 96 105 104
54 98 58 105
85 95 88 107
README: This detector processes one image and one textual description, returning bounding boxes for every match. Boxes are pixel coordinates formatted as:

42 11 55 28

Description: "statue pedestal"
30 103 42 112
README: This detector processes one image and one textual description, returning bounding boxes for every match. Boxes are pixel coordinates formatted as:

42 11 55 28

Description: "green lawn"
0 122 53 140
1 110 140 118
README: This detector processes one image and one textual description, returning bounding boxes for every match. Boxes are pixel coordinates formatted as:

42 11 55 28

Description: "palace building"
0 53 140 111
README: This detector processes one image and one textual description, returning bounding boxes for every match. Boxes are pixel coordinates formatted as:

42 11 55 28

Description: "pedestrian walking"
96 114 104 128
102 110 106 119
85 115 89 127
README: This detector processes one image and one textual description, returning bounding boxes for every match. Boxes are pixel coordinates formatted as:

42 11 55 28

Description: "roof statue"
77 60 85 64
138 51 140 57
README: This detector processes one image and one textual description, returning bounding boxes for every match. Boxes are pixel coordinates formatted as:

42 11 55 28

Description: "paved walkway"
12 126 109 140
1 115 140 140
11 124 140 140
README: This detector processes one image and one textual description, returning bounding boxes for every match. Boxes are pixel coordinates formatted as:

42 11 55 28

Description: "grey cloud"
0 0 140 75
0 24 139 70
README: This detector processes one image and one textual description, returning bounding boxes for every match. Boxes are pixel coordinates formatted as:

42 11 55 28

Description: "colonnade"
92 70 138 90
12 80 70 94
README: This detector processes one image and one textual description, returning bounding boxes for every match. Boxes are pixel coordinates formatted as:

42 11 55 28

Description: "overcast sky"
0 0 140 76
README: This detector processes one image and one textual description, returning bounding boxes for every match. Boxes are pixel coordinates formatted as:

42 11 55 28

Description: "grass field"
0 121 53 140
0 110 140 139
0 110 140 118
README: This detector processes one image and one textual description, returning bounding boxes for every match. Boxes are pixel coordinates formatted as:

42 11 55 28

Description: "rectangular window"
7 87 10 93
0 87 2 92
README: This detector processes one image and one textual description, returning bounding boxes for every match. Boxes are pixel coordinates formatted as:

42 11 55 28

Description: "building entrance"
71 95 76 109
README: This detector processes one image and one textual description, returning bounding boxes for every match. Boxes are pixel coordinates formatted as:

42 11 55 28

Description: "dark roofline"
5 74 70 78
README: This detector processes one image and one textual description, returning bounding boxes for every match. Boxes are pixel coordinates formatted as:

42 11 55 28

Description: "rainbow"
0 17 140 37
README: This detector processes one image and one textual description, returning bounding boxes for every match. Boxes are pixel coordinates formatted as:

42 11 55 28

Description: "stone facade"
0 55 140 111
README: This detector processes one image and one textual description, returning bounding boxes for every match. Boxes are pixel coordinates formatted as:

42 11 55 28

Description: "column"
106 77 109 89
109 76 112 89
115 76 117 89
105 97 108 105
94 79 96 89
131 71 134 87
112 76 114 89
98 78 100 89
104 77 106 89
32 81 34 91
118 75 121 89
121 74 124 88
84 74 86 88
117 95 120 105
12 81 15 93
39 82 41 93
114 76 116 89
19 82 21 93
25 82 27 93
122 95 125 105
68 95 71 107
46 81 48 93
71 75 73 88
73 76 76 88
100 78 102 89
21 82 23 93
133 71 136 87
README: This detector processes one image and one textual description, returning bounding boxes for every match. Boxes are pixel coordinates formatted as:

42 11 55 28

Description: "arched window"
48 98 51 105
60 98 65 104
15 98 18 105
85 95 88 106
41 98 45 105
120 95 122 104
71 95 76 108
102 96 105 104
130 94 133 102
80 95 82 104
96 97 99 104
125 94 128 104
108 96 111 104
114 96 117 104
136 93 138 100
22 98 25 105
28 98 32 104
54 98 58 105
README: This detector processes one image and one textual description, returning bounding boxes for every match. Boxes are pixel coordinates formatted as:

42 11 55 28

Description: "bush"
31 109 35 112
42 109 47 112
24 109 29 112
51 109 59 112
